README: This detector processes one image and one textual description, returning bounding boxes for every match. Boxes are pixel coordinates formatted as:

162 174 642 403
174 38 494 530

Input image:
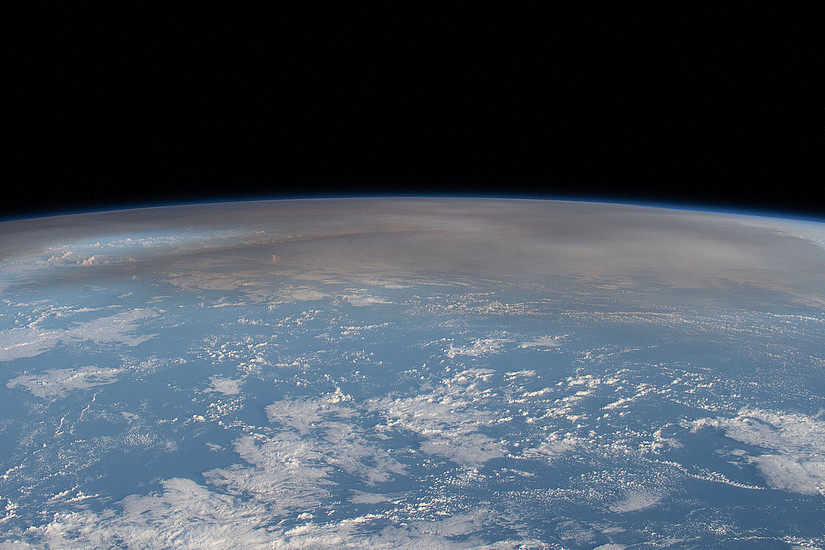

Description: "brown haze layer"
2 199 824 308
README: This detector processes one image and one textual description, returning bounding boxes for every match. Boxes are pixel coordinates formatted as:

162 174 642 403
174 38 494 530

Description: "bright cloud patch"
687 408 825 495
368 368 504 466
245 286 330 305
445 338 509 358
0 327 62 362
341 293 390 306
518 335 563 348
524 433 580 462
7 366 122 399
31 497 521 549
205 376 244 396
63 309 158 347
0 309 157 362
265 390 405 485
609 490 663 513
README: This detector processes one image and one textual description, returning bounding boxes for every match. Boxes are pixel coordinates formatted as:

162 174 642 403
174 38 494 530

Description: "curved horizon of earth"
0 198 823 549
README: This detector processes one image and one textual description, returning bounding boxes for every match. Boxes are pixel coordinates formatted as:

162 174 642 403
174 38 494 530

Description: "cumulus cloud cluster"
15 384 534 548
445 338 510 359
687 408 825 495
204 375 244 396
7 366 121 399
368 368 504 466
0 309 157 363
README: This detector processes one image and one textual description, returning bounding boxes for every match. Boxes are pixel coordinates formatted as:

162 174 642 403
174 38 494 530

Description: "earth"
1 198 824 549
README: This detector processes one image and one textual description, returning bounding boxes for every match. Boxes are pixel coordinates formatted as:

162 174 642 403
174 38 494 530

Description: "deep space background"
4 5 820 220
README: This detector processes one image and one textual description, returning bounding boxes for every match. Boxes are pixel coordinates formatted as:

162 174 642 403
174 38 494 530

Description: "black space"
4 5 821 220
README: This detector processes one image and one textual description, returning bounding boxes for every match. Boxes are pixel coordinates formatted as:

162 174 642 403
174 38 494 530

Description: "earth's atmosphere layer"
0 198 824 549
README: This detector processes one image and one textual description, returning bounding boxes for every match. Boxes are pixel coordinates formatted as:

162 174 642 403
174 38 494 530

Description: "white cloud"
445 338 509 358
205 376 244 396
245 286 330 305
524 433 579 462
419 433 504 466
165 273 246 291
0 309 157 363
38 250 109 268
686 408 825 495
265 390 354 435
751 455 825 496
269 508 532 549
63 309 158 347
281 288 329 302
354 278 408 289
341 293 390 307
0 327 62 362
18 396 530 549
203 434 333 511
264 391 404 485
349 491 391 504
503 370 535 379
608 489 663 513
33 499 522 550
368 369 503 467
0 541 36 549
31 477 274 549
518 335 563 348
7 366 122 399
